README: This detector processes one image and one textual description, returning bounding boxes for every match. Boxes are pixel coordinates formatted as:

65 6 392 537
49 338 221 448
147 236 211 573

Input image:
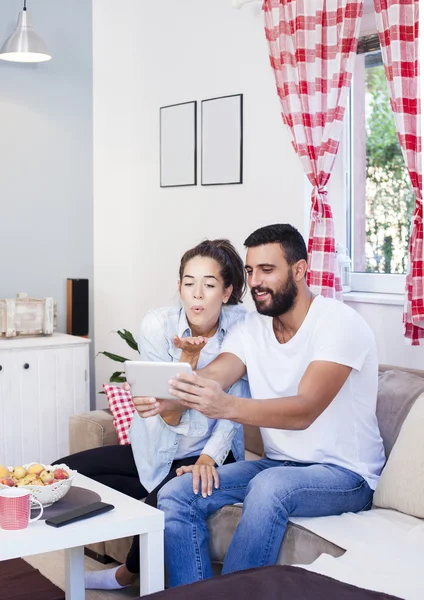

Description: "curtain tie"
412 202 423 225
311 186 328 222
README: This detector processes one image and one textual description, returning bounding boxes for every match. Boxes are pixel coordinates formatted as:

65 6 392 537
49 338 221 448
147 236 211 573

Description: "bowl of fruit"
0 463 76 507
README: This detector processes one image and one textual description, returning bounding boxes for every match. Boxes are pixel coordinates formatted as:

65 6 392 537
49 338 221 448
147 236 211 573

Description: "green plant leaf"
97 351 130 363
98 328 138 387
117 329 139 352
110 370 125 378
110 371 126 383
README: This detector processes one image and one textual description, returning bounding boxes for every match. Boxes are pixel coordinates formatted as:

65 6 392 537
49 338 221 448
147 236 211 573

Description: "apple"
40 469 55 485
12 466 27 480
27 463 44 476
30 477 43 486
53 468 69 480
0 477 14 487
16 474 37 486
0 465 10 479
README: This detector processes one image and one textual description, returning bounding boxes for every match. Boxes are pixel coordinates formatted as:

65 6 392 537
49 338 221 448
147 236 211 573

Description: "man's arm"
170 360 352 430
196 352 246 390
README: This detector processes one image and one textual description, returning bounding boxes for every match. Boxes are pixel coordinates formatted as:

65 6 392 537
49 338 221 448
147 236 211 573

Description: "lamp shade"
0 10 51 63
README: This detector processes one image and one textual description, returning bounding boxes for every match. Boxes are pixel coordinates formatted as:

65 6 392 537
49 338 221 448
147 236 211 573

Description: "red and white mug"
0 487 43 530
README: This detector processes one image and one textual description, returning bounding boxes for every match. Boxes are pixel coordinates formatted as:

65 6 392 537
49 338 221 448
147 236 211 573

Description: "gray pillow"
377 369 424 458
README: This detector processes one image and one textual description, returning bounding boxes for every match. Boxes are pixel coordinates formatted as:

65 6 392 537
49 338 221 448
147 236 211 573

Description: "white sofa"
70 365 424 598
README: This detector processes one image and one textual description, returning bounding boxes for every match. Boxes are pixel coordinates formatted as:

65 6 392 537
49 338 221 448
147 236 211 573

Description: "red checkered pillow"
103 384 136 445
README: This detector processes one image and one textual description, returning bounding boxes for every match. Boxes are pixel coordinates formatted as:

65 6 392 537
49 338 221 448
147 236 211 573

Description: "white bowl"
0 463 77 507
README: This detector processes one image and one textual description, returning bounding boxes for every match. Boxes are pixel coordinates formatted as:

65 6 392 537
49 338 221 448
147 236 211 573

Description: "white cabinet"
0 333 90 466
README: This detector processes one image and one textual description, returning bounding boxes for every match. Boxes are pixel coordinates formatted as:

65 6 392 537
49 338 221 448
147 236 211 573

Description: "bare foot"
115 564 138 587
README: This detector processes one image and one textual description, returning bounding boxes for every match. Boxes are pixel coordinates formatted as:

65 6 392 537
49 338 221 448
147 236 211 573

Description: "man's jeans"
157 457 373 588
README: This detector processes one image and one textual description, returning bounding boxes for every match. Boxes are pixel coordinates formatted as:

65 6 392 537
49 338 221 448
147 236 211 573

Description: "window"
347 35 414 294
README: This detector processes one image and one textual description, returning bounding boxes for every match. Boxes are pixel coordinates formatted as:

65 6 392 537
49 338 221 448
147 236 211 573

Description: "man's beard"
251 271 298 317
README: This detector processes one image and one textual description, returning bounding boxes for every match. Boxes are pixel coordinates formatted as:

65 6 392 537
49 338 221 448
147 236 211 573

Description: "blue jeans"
157 457 373 588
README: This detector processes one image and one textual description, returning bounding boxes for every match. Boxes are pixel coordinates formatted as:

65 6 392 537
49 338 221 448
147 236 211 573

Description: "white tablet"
124 361 192 400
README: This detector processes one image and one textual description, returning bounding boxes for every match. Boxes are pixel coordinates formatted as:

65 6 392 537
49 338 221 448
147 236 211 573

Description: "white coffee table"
0 473 164 599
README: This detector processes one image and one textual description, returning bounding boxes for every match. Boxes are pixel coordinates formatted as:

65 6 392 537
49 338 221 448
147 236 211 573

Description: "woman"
56 239 249 591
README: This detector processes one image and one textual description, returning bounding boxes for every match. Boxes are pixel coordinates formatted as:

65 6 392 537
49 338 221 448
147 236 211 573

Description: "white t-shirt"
221 295 385 489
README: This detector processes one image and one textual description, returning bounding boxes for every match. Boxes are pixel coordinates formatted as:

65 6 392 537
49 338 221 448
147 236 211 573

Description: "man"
135 224 385 587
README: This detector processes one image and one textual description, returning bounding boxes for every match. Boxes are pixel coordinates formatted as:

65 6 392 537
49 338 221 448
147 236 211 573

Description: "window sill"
343 291 404 306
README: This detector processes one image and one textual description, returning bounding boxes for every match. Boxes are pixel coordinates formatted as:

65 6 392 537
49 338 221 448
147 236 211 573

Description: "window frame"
345 33 407 296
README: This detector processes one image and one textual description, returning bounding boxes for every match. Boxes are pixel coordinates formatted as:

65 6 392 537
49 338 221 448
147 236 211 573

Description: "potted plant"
97 329 139 386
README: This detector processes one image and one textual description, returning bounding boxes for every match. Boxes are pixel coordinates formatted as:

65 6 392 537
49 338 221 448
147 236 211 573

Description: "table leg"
65 546 85 600
139 529 164 596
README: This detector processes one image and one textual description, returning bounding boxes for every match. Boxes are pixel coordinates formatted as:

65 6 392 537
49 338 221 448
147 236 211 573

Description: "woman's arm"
175 335 208 368
134 311 186 425
160 336 207 425
173 417 240 497
133 320 207 425
198 418 239 465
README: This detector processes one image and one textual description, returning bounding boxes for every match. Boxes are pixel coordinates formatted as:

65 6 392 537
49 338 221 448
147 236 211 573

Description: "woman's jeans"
157 457 373 588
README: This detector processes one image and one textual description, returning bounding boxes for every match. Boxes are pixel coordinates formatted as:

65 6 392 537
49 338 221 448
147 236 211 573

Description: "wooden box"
0 293 57 338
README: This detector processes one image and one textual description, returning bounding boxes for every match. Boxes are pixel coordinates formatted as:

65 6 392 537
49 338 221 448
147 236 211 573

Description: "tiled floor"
24 550 139 600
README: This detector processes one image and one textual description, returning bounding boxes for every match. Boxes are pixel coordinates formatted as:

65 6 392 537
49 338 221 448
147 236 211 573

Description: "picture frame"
201 94 243 186
160 101 197 188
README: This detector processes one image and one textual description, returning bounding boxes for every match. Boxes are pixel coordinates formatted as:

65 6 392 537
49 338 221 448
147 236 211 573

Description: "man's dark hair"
244 224 308 266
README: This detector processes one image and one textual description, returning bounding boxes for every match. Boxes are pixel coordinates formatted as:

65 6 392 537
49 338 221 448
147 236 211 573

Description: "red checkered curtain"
263 0 363 298
374 0 423 345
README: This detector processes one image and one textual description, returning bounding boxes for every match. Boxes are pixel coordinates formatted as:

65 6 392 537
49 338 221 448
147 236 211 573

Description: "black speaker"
67 279 89 337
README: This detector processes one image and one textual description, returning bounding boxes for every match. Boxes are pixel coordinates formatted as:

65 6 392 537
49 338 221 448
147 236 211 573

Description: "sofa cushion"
377 370 424 457
243 424 264 457
290 507 423 552
207 505 344 566
373 394 424 518
103 384 135 445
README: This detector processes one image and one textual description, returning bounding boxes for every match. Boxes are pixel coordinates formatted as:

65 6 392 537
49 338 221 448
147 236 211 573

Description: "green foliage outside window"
364 60 415 274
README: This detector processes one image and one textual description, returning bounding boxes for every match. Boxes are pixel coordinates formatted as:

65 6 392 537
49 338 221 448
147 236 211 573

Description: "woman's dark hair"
244 224 308 266
179 239 246 305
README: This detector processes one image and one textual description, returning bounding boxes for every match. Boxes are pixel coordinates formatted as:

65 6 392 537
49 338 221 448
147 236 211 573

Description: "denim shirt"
129 303 249 492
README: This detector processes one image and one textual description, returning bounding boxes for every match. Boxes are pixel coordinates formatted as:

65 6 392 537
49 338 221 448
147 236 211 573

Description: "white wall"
93 0 306 403
93 0 423 405
345 301 424 370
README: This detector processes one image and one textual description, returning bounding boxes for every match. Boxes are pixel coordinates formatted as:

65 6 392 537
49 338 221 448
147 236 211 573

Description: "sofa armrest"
69 410 118 454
